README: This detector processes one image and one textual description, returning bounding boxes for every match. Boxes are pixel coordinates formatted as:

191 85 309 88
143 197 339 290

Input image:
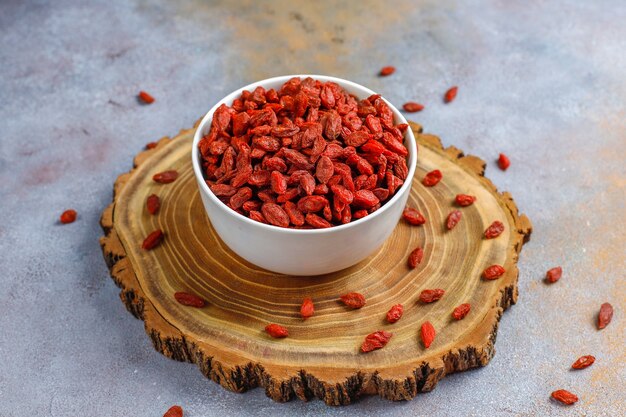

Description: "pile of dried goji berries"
197 77 411 228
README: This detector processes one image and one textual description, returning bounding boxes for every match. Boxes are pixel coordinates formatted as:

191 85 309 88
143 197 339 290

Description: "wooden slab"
100 122 532 405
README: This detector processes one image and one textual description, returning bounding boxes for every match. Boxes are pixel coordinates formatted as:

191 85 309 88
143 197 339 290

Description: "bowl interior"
191 75 417 234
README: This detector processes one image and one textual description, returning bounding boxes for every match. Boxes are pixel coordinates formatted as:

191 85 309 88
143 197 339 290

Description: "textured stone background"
0 0 624 416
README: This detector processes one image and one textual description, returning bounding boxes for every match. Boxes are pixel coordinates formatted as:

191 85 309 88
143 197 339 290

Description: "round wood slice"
100 122 532 405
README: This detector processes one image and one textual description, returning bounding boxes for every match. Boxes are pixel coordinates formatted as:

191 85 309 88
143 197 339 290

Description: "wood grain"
100 122 532 405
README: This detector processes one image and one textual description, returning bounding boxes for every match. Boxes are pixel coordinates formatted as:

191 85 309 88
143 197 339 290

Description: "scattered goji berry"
444 86 458 103
597 302 613 329
379 66 396 76
386 304 403 323
402 102 424 112
300 297 315 319
59 209 77 224
340 292 366 309
153 170 179 184
545 266 562 283
174 292 206 308
498 153 510 171
408 247 424 269
419 289 445 303
162 405 183 417
265 323 289 338
551 389 578 405
420 321 436 348
571 355 595 370
146 142 158 149
484 220 504 239
422 169 442 186
146 194 160 215
361 331 393 353
138 90 155 104
452 303 471 320
403 207 426 225
142 229 164 250
455 194 476 206
446 210 462 230
482 264 505 280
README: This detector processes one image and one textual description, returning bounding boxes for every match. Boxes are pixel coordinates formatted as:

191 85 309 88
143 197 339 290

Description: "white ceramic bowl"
192 75 417 276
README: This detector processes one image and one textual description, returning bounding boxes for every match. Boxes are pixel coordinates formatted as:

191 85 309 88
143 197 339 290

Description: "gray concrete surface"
0 0 624 416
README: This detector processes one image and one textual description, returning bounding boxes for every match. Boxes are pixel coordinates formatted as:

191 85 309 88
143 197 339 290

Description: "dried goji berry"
597 302 613 329
340 292 366 309
146 194 160 215
59 209 77 224
403 207 426 225
484 220 505 239
446 210 462 230
146 142 158 149
443 86 457 103
498 153 510 171
452 303 471 320
153 170 179 184
162 405 183 417
408 247 424 269
482 264 505 280
420 321 436 348
402 102 424 112
419 289 445 303
361 331 393 353
571 355 595 370
422 169 442 186
545 266 562 283
305 213 331 228
379 66 395 76
551 389 578 405
455 194 476 207
386 304 404 323
300 297 314 319
138 90 155 104
174 291 206 308
142 229 164 250
265 323 289 338
261 203 289 227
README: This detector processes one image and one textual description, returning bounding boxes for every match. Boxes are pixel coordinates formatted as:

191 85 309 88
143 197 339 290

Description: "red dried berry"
153 170 179 184
59 209 77 224
361 331 393 353
452 303 471 320
408 247 424 269
443 86 458 103
142 229 164 250
446 210 462 230
484 220 505 239
422 169 442 187
386 304 404 323
138 90 155 104
498 153 510 171
545 266 562 283
482 264 505 280
571 355 595 370
265 323 289 338
174 292 206 308
300 297 315 319
261 203 290 228
340 292 366 309
379 66 396 76
402 102 424 112
162 405 183 417
146 142 158 150
146 194 160 215
402 207 426 226
551 389 578 405
455 194 476 207
420 321 436 348
419 289 445 303
597 302 613 330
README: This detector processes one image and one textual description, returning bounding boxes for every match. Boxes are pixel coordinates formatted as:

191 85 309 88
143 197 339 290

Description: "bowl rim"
191 74 417 235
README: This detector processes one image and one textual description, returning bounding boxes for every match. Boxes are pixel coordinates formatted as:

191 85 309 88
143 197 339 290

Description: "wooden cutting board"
100 122 531 405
